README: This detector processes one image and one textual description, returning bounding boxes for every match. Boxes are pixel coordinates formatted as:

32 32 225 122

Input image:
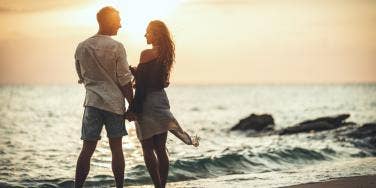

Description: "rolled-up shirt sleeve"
116 43 133 86
74 45 84 81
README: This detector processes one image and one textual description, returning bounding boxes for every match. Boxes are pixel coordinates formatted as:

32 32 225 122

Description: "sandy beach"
285 175 376 188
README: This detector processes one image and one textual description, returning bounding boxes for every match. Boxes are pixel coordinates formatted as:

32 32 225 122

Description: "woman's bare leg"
153 132 169 188
141 137 162 188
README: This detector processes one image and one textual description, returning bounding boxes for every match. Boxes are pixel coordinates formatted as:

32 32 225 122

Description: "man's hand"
124 111 137 122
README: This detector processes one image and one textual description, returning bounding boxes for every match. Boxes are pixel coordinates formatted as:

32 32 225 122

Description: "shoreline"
158 157 376 188
127 175 376 188
284 175 376 188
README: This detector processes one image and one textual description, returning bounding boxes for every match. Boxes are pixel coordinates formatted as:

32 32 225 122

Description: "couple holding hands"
74 6 198 188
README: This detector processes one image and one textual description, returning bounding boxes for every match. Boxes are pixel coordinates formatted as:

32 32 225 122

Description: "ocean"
0 84 375 187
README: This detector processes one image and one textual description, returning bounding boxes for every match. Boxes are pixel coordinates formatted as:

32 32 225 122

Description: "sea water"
0 84 375 187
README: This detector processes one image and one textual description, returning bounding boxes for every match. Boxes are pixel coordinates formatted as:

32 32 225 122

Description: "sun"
89 0 183 35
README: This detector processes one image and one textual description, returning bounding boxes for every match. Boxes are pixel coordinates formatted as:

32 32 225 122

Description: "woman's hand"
124 111 137 122
129 65 137 75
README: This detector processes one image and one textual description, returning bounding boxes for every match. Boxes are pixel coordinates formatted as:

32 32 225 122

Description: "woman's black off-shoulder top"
128 59 169 114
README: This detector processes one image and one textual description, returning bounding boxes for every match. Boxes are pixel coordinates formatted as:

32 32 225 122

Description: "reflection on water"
0 84 375 187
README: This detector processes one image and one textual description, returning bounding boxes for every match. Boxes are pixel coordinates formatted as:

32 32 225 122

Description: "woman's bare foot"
191 134 200 147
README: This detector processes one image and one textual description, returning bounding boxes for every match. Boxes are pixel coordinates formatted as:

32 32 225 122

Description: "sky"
0 0 375 85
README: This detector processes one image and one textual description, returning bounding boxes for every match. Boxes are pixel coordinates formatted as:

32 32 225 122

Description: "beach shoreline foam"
128 175 376 188
148 157 376 188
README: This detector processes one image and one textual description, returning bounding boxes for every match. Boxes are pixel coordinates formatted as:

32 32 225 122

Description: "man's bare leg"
109 137 125 188
75 140 98 188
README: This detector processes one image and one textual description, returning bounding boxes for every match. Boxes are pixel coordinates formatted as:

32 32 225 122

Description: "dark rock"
347 123 376 139
279 114 352 135
280 121 334 135
231 114 274 131
298 114 350 127
342 123 376 150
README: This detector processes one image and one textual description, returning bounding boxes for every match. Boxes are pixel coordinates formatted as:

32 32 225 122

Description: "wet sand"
284 175 376 188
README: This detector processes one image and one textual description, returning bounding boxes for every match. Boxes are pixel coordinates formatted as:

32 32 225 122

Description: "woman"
127 20 199 188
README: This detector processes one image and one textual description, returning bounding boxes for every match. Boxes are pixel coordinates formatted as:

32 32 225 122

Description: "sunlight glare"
75 0 182 36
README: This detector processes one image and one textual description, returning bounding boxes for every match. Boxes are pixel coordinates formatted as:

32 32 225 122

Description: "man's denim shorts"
81 106 127 141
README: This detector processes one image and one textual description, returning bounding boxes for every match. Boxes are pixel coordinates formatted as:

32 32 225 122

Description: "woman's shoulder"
140 49 158 64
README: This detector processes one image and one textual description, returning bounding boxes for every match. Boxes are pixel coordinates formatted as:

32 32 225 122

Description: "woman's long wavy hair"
148 20 175 82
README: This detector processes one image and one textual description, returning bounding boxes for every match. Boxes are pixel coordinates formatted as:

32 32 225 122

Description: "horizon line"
1 81 375 87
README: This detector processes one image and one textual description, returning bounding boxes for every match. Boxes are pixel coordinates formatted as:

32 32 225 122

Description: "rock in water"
231 114 275 131
298 114 350 127
279 114 351 135
347 123 376 139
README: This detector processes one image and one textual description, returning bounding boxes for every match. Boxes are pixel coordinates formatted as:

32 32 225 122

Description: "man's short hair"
96 6 119 24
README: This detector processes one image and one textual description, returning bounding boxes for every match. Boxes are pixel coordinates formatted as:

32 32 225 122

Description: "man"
74 6 136 188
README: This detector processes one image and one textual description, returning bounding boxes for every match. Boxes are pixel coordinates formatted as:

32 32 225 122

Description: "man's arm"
119 82 133 105
116 43 134 103
120 82 137 121
115 43 136 121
